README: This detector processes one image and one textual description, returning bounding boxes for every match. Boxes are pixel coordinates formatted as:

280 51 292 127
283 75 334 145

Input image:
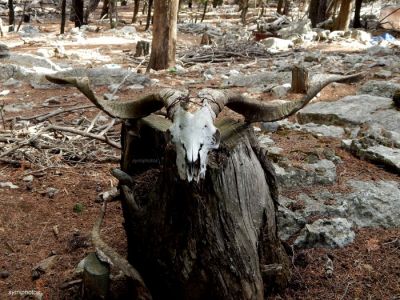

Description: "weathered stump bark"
291 66 309 94
118 116 290 299
135 41 150 57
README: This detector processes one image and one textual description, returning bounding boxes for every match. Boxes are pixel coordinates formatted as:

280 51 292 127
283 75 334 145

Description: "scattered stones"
274 159 336 188
262 37 293 52
3 78 21 87
358 80 400 98
277 180 400 243
294 218 355 248
23 175 34 183
54 67 151 86
374 70 392 79
298 94 400 132
271 83 291 98
0 182 19 189
96 187 119 203
223 71 290 87
32 255 58 279
46 187 59 198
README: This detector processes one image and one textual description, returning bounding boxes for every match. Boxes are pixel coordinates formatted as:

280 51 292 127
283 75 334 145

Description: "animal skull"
45 73 363 183
168 102 220 182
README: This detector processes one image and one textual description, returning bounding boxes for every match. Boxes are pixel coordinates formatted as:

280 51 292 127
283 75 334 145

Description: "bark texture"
148 0 179 70
333 0 354 31
118 116 291 300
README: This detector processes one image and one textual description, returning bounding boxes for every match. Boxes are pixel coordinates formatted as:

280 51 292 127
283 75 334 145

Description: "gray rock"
260 122 280 133
54 67 151 86
0 64 19 82
3 78 21 87
298 94 400 132
374 70 392 79
4 53 63 71
23 175 34 183
3 102 33 113
358 80 400 98
223 71 290 87
349 141 400 173
33 255 58 274
344 180 400 228
294 218 355 248
277 205 306 241
274 159 336 188
300 123 345 138
262 38 293 52
351 29 371 44
271 83 291 98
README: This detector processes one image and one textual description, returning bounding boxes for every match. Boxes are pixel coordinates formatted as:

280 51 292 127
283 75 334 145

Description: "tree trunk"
101 0 109 19
283 0 292 17
84 0 101 24
8 0 14 32
309 0 327 27
145 0 153 30
132 0 141 23
118 116 291 300
147 0 179 71
72 0 84 27
60 0 67 34
201 1 208 23
277 0 283 14
333 0 353 31
353 0 362 28
239 0 249 24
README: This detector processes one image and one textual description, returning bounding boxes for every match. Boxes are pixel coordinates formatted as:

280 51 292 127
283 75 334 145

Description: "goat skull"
46 73 363 183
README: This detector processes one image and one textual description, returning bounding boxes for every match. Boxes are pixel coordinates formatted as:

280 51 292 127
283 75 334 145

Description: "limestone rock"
294 218 355 248
358 80 400 98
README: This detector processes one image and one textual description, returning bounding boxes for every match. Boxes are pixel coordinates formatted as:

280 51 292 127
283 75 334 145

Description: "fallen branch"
92 200 152 300
50 125 121 149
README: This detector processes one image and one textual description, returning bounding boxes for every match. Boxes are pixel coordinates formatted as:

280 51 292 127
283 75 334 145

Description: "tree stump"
135 41 150 57
291 65 309 94
83 253 110 300
117 115 291 300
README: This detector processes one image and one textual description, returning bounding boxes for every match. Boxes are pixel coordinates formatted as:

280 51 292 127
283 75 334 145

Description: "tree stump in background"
291 65 309 94
118 115 291 300
135 41 150 57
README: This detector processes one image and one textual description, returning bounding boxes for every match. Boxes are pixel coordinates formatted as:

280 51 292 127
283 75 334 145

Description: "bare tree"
238 0 249 24
71 0 84 27
147 0 179 70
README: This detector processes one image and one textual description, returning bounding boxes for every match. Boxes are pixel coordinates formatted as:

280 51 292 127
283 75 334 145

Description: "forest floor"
0 3 400 300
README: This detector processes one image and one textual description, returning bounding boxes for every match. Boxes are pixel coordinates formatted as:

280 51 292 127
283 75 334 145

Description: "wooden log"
83 252 110 300
291 65 309 94
118 115 291 299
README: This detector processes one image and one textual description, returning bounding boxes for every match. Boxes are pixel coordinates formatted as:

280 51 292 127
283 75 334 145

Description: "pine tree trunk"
309 0 327 27
147 0 179 70
333 0 353 31
101 0 109 19
353 0 362 28
132 0 141 23
60 0 67 34
145 0 153 30
118 116 291 300
8 0 14 32
72 0 84 27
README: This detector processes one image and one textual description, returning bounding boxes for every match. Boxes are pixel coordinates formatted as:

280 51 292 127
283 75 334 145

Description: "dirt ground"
0 3 400 300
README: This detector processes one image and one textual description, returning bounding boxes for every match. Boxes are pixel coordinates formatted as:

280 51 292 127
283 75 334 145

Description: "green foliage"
73 203 84 213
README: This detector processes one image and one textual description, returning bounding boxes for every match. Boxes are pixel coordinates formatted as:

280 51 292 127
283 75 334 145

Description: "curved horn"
45 75 184 119
205 72 364 123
